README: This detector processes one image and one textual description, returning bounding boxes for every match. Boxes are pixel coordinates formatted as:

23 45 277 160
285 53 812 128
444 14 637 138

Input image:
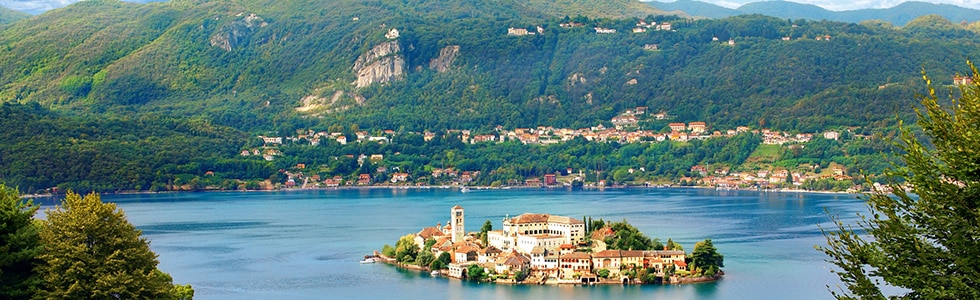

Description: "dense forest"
0 0 976 192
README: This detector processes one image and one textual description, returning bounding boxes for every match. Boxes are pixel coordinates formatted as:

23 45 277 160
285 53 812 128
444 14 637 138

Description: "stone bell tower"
451 205 464 243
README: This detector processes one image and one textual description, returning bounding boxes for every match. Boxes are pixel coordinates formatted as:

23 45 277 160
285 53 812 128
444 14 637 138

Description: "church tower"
451 205 464 243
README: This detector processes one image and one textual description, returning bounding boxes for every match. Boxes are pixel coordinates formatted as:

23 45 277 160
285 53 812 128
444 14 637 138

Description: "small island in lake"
375 205 723 285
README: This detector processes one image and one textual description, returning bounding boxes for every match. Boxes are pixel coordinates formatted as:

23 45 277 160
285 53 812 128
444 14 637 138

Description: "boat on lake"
360 254 379 264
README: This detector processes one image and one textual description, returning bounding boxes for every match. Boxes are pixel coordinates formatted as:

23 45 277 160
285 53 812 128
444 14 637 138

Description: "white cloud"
0 0 83 14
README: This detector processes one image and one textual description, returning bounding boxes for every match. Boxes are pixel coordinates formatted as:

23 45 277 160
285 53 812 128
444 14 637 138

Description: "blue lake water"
47 188 868 299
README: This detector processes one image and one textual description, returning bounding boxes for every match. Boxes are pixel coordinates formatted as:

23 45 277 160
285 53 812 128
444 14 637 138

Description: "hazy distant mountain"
0 5 29 23
647 0 980 25
647 0 736 18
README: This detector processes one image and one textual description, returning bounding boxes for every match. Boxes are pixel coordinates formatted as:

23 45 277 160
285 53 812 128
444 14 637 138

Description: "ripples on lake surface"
41 188 866 299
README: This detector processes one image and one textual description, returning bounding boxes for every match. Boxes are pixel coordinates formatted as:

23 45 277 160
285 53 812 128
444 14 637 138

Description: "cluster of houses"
410 206 688 283
240 103 873 191
687 164 853 190
507 19 674 37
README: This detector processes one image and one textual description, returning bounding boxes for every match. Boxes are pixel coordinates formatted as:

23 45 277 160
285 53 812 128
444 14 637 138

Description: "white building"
488 213 585 255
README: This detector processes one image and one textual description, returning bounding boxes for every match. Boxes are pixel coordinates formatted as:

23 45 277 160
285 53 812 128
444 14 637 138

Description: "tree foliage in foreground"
0 184 41 299
819 62 980 299
36 191 187 299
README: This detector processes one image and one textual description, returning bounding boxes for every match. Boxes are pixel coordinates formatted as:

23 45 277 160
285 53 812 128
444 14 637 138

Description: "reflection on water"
82 188 862 300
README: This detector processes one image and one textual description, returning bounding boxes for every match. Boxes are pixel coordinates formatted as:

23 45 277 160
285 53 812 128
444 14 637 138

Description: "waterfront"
49 188 866 299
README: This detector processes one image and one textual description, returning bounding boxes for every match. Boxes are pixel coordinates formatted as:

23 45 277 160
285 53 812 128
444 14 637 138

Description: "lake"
49 188 868 299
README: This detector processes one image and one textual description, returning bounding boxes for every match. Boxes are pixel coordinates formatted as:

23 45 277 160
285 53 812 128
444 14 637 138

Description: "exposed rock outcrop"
209 13 268 51
429 45 460 73
352 40 405 88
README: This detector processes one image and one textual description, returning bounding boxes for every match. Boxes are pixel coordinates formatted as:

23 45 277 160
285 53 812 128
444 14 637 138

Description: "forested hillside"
0 0 978 192
0 5 28 23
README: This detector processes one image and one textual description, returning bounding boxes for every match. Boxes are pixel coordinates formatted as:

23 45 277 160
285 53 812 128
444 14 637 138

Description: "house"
525 178 541 186
530 247 560 272
823 131 839 140
558 251 592 278
323 178 341 187
507 27 533 36
357 174 371 185
415 225 446 250
620 250 644 270
544 174 557 186
657 22 671 30
688 122 707 134
668 122 687 132
691 165 708 176
478 246 503 263
259 136 282 144
594 27 616 34
336 136 347 145
494 251 530 275
391 172 410 183
611 115 638 128
385 28 399 39
592 250 622 276
454 244 479 263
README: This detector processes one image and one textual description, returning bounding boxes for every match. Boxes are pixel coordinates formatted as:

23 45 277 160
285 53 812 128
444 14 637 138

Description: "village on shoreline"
242 105 889 194
370 205 724 285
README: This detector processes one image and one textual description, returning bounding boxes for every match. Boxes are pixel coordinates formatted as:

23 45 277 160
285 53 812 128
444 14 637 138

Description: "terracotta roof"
591 227 615 240
561 252 592 260
480 246 502 255
547 215 585 225
452 205 463 210
456 245 478 254
417 227 445 239
621 250 644 258
593 250 621 258
560 244 576 249
496 251 530 266
510 213 550 224
674 260 687 267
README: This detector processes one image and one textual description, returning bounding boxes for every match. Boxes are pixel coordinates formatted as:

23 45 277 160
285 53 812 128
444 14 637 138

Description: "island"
374 205 723 285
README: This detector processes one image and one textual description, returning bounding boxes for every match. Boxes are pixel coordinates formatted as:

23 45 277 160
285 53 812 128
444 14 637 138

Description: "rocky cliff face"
209 13 268 51
429 45 460 73
352 41 405 88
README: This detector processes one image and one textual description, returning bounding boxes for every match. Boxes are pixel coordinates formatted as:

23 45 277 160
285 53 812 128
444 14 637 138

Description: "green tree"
691 239 724 277
415 250 435 268
0 184 41 299
430 252 452 270
393 234 418 263
479 219 493 246
819 64 980 299
466 264 486 281
666 238 683 251
36 191 189 299
596 268 611 278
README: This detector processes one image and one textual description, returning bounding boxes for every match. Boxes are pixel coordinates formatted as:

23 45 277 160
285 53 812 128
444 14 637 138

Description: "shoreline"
22 183 857 198
376 255 723 286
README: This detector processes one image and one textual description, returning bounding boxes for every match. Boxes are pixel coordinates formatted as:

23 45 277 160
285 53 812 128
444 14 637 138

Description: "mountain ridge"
647 0 980 25
0 0 978 134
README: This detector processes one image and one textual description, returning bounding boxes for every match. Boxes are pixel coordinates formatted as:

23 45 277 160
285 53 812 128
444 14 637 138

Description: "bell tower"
451 205 464 243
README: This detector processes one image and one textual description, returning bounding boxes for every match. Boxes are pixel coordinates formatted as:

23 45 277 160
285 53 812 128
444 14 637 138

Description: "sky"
2 0 980 14
661 0 980 11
